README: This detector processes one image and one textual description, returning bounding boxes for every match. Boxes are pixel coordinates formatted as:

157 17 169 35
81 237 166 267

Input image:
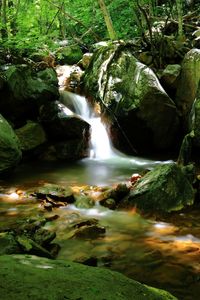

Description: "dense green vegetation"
0 0 199 56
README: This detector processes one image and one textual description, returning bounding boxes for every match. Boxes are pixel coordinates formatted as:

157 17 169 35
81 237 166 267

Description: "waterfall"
56 65 172 167
60 90 115 159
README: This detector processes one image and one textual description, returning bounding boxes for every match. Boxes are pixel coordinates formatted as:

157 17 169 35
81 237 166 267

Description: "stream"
0 66 200 300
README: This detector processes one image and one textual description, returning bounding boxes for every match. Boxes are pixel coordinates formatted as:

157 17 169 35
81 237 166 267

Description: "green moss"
128 163 194 212
0 254 177 300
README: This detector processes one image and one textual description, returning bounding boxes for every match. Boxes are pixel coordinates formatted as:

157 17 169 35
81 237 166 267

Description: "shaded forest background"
0 0 199 59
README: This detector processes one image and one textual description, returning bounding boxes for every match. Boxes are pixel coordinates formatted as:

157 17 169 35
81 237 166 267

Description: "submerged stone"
0 255 177 300
124 163 194 212
34 183 75 203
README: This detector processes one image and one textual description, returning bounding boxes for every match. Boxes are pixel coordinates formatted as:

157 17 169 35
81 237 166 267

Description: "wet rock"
160 64 181 98
72 224 106 239
175 48 200 129
75 256 98 267
78 52 93 69
16 235 53 259
83 41 180 154
189 85 200 148
177 132 194 165
0 232 21 255
34 228 56 247
104 183 130 202
0 216 59 259
0 65 59 126
74 193 95 209
0 254 178 300
100 198 116 209
15 121 47 153
39 101 90 160
73 218 98 228
0 114 22 175
63 65 83 92
122 163 194 212
34 183 75 203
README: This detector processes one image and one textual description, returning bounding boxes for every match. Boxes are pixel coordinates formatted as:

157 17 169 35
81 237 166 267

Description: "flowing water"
1 66 200 299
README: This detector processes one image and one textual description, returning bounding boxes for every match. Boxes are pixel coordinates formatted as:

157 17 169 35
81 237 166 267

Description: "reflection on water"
4 154 172 188
1 190 200 299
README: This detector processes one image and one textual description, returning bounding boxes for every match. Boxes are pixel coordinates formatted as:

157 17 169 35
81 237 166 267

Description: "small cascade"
66 91 116 159
56 65 116 160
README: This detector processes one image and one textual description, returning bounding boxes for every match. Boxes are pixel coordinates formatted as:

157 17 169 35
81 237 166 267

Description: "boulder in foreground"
0 254 177 300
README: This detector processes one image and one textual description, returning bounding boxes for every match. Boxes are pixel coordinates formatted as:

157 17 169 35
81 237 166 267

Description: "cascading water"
57 64 116 160
53 65 173 185
61 90 116 159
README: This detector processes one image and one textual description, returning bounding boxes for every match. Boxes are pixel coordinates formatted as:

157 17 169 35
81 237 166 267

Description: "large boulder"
0 114 22 175
175 49 200 129
83 42 180 154
39 101 90 160
121 163 194 213
0 65 59 126
0 254 177 300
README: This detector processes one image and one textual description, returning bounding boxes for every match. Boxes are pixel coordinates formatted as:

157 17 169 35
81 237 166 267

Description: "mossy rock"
83 41 180 154
175 48 200 128
0 254 177 300
0 114 22 175
125 163 194 212
15 121 47 152
0 65 59 125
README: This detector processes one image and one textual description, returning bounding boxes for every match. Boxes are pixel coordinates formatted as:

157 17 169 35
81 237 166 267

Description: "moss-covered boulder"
0 254 177 300
15 121 47 152
122 163 194 212
74 193 95 209
0 65 59 126
83 42 180 154
0 114 22 175
175 48 200 129
33 183 75 203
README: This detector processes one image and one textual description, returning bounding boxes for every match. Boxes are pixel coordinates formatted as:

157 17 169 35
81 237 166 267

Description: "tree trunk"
176 0 183 39
97 0 117 40
1 0 8 39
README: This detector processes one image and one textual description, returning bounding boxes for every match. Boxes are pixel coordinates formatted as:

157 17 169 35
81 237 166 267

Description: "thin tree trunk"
97 0 117 40
10 0 20 35
176 0 183 39
1 0 8 39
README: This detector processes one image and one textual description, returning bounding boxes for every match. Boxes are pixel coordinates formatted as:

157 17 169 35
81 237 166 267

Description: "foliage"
0 0 199 56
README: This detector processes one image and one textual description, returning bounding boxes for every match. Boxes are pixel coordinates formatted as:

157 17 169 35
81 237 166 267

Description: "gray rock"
83 42 180 154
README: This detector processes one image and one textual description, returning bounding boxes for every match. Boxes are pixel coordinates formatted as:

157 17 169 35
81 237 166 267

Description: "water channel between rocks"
1 66 200 300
